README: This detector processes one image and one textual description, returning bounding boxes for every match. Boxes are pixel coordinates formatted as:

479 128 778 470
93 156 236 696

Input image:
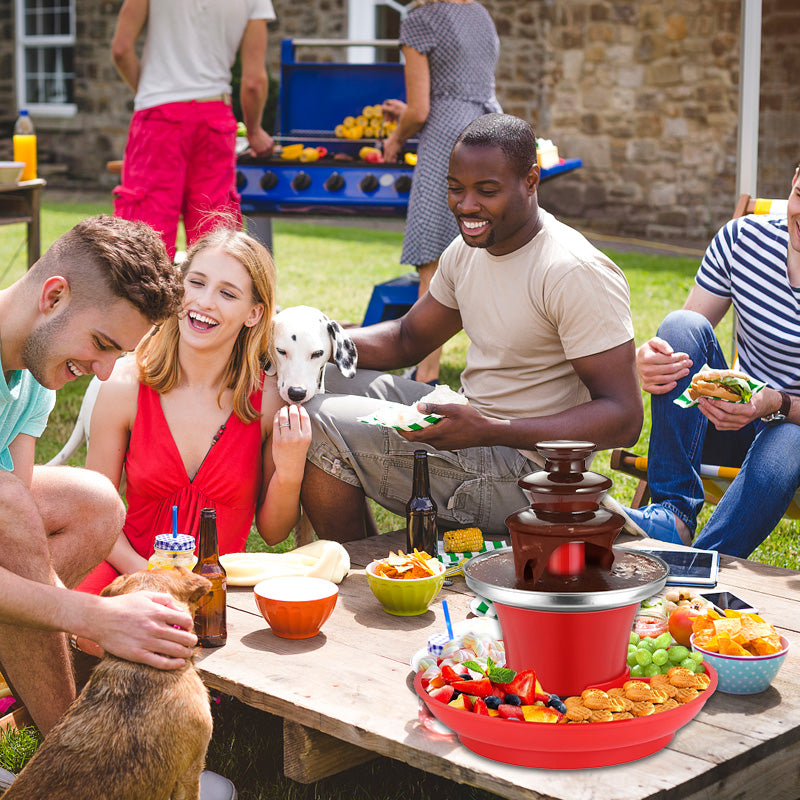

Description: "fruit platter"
414 628 717 769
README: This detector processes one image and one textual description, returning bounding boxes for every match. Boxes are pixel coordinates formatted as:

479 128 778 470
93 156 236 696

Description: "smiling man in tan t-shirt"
301 113 642 542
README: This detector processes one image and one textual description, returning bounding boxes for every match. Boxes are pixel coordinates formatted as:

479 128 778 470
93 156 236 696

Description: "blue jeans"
648 310 800 558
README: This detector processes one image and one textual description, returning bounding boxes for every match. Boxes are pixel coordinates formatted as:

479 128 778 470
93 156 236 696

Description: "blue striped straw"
172 505 178 538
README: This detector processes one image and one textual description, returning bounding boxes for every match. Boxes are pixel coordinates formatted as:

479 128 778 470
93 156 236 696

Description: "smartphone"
637 547 719 587
699 591 758 614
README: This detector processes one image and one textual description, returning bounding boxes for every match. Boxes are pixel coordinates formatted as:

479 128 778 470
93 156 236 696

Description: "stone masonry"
0 0 798 245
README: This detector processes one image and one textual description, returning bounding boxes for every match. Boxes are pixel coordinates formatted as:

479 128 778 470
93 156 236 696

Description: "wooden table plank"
198 531 800 800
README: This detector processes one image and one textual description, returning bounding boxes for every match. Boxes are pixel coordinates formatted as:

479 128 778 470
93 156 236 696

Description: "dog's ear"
181 570 212 606
327 319 358 378
265 317 277 376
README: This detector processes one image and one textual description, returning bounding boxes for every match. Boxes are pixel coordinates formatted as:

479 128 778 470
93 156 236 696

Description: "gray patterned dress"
399 1 502 267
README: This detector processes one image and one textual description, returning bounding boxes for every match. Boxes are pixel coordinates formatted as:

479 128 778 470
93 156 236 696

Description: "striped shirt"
696 214 800 391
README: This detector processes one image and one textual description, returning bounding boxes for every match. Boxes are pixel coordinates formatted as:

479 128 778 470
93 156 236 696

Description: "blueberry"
484 695 502 710
546 694 567 715
504 693 522 706
459 672 471 680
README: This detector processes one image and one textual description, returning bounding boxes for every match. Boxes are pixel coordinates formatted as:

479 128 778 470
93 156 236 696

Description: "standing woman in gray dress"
382 0 501 384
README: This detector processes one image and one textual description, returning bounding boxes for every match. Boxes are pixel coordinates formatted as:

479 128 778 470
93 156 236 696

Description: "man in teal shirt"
0 215 189 739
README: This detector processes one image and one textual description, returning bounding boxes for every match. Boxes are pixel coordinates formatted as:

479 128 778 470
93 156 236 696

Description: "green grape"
644 663 660 677
635 648 653 667
630 664 645 677
659 663 672 674
652 648 669 666
680 657 698 672
688 650 704 665
695 663 706 673
628 643 638 655
668 645 690 663
629 632 640 646
653 632 673 650
638 637 657 653
627 650 638 667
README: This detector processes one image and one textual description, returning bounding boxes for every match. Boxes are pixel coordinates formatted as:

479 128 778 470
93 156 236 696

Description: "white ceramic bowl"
0 162 25 185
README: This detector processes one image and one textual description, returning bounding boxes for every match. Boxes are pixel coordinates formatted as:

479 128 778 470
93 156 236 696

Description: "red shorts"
113 100 241 260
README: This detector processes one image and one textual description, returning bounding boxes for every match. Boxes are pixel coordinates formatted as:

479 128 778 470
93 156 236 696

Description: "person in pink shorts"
111 0 276 261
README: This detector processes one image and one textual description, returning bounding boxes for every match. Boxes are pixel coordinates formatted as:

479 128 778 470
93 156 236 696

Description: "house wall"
1 0 798 245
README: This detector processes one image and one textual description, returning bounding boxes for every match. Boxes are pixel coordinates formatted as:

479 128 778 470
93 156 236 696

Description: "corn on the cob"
443 528 483 553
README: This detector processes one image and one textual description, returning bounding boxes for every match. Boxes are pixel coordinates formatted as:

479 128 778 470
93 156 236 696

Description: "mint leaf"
460 660 485 675
487 666 516 684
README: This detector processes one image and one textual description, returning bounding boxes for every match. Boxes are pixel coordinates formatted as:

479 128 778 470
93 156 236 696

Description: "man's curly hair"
36 215 183 324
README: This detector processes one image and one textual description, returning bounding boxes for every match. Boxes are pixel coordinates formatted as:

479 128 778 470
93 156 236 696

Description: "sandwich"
687 368 754 403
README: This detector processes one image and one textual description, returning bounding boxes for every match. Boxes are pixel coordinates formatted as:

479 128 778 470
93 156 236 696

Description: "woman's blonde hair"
136 228 276 423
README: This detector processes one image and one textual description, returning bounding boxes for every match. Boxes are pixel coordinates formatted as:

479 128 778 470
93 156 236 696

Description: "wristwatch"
763 390 792 423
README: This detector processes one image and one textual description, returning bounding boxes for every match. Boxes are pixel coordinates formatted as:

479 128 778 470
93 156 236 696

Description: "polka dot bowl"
690 633 789 694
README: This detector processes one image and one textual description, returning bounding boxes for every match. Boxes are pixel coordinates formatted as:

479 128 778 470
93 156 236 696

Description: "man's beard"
21 312 69 388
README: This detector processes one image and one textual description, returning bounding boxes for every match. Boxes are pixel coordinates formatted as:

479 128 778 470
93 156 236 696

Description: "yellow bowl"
365 559 445 616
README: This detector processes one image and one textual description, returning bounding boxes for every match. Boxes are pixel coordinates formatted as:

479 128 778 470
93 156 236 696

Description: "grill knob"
394 175 412 194
324 172 346 192
259 171 279 191
292 172 312 191
360 173 379 193
236 171 246 190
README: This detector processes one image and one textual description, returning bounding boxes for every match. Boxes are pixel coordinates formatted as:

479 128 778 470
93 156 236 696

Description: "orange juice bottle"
13 110 37 182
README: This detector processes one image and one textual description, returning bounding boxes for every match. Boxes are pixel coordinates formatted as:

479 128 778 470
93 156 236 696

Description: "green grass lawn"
1 199 798 797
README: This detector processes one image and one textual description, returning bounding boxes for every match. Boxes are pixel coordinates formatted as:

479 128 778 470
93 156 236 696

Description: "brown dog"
4 568 213 800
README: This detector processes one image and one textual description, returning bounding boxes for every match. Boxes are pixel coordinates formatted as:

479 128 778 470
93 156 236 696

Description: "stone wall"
1 0 798 245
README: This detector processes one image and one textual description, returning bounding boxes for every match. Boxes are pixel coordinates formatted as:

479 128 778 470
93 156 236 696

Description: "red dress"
77 378 264 594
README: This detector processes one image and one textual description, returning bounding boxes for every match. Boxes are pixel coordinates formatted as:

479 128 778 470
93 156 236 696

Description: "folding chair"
610 193 797 515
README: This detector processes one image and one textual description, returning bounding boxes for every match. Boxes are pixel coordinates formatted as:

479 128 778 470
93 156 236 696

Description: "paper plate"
415 665 717 769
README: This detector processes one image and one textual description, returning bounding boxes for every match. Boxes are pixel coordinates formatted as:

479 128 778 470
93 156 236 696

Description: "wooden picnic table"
195 531 800 800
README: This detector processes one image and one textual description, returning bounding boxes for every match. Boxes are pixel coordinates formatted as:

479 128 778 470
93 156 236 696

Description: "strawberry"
451 678 494 698
494 669 539 705
472 698 489 715
439 664 463 684
497 703 525 720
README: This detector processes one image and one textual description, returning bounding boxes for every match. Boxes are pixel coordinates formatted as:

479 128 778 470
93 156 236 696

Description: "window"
15 0 77 116
347 0 414 63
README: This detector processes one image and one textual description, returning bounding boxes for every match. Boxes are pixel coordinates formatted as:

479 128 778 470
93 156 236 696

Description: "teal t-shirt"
0 350 57 472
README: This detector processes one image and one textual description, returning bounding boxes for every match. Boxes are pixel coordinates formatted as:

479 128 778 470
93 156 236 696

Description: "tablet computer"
638 547 719 587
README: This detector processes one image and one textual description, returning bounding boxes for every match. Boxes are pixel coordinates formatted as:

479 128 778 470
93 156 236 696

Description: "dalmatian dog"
266 305 358 404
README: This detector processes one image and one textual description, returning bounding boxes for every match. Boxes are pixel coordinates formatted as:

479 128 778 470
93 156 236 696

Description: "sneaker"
199 770 237 800
621 504 685 546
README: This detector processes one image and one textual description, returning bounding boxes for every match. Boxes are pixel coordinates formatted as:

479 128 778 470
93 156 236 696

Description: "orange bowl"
254 576 338 639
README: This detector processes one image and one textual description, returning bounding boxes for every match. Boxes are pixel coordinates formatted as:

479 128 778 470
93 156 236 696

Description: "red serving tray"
414 665 717 769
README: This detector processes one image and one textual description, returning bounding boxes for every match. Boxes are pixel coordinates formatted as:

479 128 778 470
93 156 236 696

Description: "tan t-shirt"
429 210 633 445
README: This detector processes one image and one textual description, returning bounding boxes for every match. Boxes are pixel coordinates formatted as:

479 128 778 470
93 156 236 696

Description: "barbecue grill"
239 38 582 259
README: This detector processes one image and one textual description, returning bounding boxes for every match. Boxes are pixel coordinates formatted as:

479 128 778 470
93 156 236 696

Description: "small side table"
0 179 47 269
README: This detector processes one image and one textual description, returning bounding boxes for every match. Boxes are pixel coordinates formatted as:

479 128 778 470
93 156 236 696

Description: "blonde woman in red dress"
77 228 310 594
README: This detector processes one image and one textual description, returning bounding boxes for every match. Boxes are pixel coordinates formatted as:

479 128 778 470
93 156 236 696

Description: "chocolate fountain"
464 440 668 696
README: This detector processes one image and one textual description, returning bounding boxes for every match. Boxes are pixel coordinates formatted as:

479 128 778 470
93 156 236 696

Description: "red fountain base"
494 600 637 696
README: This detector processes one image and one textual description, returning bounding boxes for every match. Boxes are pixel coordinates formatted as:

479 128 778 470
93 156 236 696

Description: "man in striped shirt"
623 166 800 558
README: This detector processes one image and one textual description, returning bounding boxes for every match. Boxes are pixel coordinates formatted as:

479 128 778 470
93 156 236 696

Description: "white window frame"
15 0 77 117
346 0 411 63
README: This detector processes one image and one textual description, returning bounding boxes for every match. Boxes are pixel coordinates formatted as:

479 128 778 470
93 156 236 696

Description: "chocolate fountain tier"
464 547 668 612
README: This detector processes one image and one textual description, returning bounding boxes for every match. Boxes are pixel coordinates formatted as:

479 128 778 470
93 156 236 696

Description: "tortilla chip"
718 638 751 657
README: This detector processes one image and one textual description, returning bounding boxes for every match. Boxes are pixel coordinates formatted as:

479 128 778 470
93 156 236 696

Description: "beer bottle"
192 508 227 647
406 450 438 556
